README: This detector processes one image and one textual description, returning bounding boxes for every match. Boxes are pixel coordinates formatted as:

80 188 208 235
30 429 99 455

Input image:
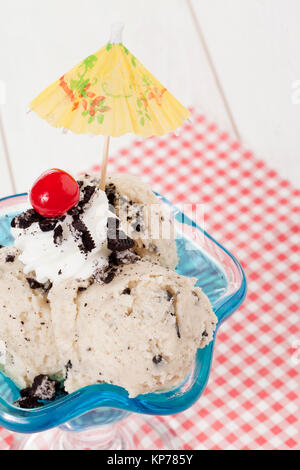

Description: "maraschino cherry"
30 169 80 217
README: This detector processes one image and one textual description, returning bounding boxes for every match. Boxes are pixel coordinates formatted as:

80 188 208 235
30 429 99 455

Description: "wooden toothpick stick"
99 135 110 190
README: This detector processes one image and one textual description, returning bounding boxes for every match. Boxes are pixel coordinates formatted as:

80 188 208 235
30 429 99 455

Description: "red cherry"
30 169 80 217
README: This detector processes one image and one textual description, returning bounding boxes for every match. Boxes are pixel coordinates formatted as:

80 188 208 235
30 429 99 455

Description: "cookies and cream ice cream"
50 261 217 397
0 246 216 398
0 247 61 389
0 173 217 404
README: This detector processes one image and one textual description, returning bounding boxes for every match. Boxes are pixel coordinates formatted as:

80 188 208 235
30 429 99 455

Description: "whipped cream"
11 185 115 284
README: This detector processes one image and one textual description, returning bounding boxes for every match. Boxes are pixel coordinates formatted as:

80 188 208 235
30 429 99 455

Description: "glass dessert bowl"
0 193 246 450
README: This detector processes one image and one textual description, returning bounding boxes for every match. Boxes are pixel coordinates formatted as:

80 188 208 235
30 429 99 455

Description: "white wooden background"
0 0 299 199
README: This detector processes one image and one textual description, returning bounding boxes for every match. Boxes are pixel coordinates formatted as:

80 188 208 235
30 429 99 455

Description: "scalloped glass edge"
0 193 246 433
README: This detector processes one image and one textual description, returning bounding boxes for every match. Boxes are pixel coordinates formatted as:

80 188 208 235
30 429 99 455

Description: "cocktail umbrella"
30 24 190 189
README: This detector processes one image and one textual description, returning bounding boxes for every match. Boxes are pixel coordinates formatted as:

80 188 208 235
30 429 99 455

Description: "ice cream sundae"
0 170 217 406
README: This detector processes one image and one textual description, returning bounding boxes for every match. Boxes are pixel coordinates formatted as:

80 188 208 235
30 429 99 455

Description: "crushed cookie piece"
105 183 117 207
20 387 31 398
93 267 117 284
43 280 53 293
79 230 96 253
104 269 116 284
26 278 43 289
5 254 15 263
30 374 57 400
153 355 163 364
39 218 58 232
122 287 131 295
68 205 82 217
112 250 140 265
80 185 96 208
53 224 63 245
72 217 95 253
132 223 141 232
65 360 73 380
72 217 86 233
11 209 41 229
14 396 43 409
107 229 134 252
18 374 66 407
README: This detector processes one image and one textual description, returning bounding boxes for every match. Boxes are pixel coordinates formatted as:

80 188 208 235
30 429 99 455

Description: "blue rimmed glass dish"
0 193 246 449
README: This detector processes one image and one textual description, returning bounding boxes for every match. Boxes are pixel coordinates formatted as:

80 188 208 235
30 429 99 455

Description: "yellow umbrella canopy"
30 29 190 138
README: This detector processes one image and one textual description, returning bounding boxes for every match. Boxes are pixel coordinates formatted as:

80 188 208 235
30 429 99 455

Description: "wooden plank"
0 0 233 193
190 0 300 185
0 111 14 199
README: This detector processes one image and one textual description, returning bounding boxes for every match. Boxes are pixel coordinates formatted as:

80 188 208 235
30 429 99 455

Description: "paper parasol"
30 24 190 188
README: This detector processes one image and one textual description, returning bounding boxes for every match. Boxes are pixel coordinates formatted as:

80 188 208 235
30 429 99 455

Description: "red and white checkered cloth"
2 111 299 450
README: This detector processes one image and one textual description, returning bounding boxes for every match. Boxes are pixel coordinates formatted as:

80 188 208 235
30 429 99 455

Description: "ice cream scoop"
11 179 115 283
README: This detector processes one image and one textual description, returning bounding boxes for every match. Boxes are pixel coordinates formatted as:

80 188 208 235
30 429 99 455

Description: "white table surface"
0 0 299 199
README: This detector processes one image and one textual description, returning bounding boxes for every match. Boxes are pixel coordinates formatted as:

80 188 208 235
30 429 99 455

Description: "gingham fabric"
2 110 299 450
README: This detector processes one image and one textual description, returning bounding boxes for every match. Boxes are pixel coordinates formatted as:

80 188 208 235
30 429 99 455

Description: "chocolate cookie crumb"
94 266 117 284
39 218 58 232
104 269 116 284
202 330 208 337
43 280 53 293
80 185 96 208
31 374 57 400
72 217 95 254
26 278 43 289
65 360 73 379
5 254 15 263
79 230 96 253
20 387 31 398
107 230 134 252
53 224 63 245
112 250 140 265
14 396 43 409
72 217 86 233
18 375 66 407
11 209 41 229
152 355 163 364
68 205 82 217
132 223 141 232
105 183 117 207
122 288 131 295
